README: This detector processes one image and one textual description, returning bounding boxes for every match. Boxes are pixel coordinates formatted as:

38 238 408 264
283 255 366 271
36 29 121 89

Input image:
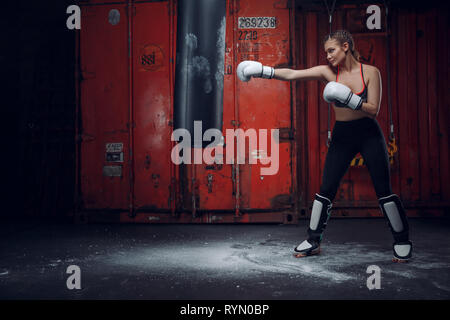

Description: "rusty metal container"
294 1 449 218
75 0 449 223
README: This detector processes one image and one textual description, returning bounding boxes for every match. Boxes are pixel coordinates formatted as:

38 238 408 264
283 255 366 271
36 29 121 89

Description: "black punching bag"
173 0 226 148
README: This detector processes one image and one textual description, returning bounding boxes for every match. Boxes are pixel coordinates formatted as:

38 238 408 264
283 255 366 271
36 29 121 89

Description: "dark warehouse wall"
3 1 76 219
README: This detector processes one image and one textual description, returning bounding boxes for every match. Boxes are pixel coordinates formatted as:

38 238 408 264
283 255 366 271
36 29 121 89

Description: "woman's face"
324 39 348 67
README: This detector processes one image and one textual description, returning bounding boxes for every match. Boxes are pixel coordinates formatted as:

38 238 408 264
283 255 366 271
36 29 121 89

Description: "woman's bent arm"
360 67 382 117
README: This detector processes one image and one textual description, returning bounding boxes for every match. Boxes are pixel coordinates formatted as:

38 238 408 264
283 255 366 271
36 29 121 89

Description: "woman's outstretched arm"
236 60 329 82
273 65 329 82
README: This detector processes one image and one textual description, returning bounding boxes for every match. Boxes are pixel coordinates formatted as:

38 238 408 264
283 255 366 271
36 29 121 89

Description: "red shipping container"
75 0 449 223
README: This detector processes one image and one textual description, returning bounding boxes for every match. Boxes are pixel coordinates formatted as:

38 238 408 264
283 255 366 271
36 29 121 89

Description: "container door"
234 0 294 211
194 0 294 215
132 1 173 211
79 4 130 209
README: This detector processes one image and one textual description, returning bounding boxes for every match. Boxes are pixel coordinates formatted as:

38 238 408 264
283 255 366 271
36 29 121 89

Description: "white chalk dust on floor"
100 239 450 288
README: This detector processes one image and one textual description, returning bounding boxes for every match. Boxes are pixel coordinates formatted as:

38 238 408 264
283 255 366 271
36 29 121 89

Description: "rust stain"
270 194 293 208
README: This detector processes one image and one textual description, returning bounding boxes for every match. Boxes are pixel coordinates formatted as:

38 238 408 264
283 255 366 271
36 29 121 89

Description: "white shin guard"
379 194 412 259
307 194 332 243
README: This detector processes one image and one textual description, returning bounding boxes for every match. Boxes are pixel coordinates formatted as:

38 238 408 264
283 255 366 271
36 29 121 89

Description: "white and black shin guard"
294 194 332 256
379 194 412 261
307 194 333 243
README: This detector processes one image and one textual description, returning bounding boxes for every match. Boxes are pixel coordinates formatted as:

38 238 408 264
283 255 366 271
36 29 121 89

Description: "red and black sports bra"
335 63 368 106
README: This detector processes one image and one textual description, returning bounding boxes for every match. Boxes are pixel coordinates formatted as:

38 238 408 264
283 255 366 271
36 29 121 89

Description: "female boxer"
237 30 412 262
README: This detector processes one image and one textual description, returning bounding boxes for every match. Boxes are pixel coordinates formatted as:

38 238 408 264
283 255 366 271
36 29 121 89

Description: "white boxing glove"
323 81 363 110
237 61 274 82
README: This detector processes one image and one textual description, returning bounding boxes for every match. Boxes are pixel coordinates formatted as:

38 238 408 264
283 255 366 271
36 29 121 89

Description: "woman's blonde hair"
323 30 360 62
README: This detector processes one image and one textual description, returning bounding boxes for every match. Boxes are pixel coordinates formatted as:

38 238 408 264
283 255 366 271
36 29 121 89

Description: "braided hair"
323 30 360 62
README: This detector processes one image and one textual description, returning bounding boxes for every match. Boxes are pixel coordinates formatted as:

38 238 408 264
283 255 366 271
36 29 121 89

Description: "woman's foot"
392 240 412 263
293 240 321 258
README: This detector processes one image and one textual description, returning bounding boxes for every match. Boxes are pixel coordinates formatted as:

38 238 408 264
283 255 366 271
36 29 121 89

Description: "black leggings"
320 117 392 201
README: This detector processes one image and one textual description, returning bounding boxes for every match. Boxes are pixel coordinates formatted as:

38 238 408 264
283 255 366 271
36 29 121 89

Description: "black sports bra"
335 63 368 107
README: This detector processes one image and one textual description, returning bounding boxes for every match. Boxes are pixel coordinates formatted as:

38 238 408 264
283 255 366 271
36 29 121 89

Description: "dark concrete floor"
1 217 449 300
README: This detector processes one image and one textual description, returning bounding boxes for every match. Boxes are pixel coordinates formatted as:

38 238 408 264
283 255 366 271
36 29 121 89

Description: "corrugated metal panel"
77 0 297 223
295 3 449 217
394 7 449 208
234 0 294 211
132 1 173 211
79 4 130 209
175 0 295 219
75 0 449 222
